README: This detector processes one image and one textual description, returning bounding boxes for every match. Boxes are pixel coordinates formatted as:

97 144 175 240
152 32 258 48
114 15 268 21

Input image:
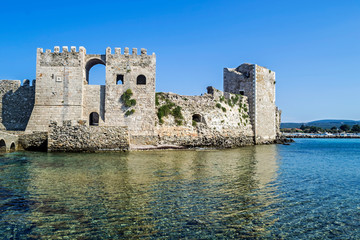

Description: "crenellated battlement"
105 47 154 56
37 46 86 54
37 46 155 57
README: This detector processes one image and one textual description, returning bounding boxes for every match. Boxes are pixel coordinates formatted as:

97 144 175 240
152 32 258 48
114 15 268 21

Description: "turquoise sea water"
1 138 360 239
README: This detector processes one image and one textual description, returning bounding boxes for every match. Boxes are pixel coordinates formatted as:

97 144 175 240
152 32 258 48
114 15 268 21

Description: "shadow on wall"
2 80 35 131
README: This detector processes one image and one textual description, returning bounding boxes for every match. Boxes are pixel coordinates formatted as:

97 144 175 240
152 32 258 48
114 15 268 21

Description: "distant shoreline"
283 134 360 139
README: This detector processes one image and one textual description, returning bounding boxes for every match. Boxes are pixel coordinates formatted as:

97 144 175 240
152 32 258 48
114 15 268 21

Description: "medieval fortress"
0 46 281 152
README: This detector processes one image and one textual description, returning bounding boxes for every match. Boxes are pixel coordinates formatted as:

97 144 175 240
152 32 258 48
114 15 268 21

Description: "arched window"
89 112 99 126
85 58 106 85
136 75 146 85
10 142 15 152
192 114 202 123
0 139 6 152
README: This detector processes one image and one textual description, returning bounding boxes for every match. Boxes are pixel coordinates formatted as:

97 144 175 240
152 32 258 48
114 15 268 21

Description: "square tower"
224 63 277 143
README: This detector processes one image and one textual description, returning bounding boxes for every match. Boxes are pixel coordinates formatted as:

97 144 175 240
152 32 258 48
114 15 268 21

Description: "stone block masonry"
48 121 129 152
155 87 254 148
0 46 282 151
0 80 35 130
224 63 278 143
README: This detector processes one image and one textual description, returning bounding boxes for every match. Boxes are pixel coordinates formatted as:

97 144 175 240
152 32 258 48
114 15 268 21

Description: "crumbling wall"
0 80 35 130
224 64 278 144
48 121 129 152
155 87 254 148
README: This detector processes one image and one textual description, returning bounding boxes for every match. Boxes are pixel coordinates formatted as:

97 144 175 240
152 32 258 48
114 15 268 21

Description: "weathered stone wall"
224 63 278 143
18 132 47 151
26 47 86 132
254 65 276 142
276 107 282 137
155 87 254 147
224 64 256 132
104 47 156 136
48 121 129 152
83 85 105 125
0 80 35 130
25 46 156 137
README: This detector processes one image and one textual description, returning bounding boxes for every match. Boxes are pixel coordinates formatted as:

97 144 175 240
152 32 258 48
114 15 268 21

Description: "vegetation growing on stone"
172 106 183 120
219 96 225 102
215 103 221 108
231 95 240 105
192 120 197 127
157 96 184 125
222 107 226 112
155 92 164 106
121 89 136 107
125 109 135 116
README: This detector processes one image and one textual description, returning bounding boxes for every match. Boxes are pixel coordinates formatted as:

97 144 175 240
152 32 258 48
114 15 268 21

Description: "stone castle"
0 46 281 152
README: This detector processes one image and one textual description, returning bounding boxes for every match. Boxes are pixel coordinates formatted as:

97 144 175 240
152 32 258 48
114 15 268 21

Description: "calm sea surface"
1 138 360 239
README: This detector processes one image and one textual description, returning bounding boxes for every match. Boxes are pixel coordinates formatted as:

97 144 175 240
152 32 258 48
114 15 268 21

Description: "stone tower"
25 46 156 139
223 63 278 143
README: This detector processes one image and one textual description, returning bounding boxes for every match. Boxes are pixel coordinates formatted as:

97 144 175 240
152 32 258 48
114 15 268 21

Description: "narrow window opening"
89 112 99 126
136 75 146 85
192 114 202 123
117 74 124 85
239 90 245 95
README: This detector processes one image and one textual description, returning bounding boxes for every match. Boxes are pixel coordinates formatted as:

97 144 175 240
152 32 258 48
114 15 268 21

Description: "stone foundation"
48 121 129 152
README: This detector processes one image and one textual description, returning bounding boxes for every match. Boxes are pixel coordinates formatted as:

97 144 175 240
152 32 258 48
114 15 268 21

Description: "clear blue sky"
1 0 359 122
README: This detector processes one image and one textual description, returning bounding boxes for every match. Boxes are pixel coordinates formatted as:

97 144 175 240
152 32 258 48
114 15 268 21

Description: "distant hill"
281 119 360 129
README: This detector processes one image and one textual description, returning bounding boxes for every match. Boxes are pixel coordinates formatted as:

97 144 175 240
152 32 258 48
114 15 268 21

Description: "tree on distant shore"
351 124 360 133
340 124 351 132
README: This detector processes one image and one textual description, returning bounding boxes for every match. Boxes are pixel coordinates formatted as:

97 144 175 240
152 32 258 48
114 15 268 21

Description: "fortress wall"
224 64 256 131
104 48 156 136
155 88 254 147
48 121 129 152
0 80 35 130
224 64 279 143
254 65 276 142
26 106 82 132
83 85 105 125
26 47 85 132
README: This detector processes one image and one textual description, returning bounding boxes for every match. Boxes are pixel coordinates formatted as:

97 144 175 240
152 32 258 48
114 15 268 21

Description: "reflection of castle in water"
25 146 279 238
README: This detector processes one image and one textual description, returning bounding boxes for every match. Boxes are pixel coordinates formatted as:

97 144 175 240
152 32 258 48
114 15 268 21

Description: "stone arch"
136 75 146 85
85 58 106 85
10 142 15 152
0 139 6 152
192 114 202 123
89 112 99 126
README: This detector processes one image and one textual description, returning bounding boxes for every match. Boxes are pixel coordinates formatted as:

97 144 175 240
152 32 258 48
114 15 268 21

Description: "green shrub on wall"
157 96 184 125
121 89 136 116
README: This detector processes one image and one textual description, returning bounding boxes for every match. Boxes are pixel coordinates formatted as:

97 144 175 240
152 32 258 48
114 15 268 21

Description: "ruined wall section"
224 63 278 143
0 80 35 130
254 65 276 142
48 120 129 152
26 46 86 132
224 63 256 132
104 47 156 137
155 88 254 147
